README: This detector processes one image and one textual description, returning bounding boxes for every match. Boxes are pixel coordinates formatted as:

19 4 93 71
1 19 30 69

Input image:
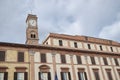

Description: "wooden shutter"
103 58 108 65
48 72 51 80
91 56 96 65
78 72 81 80
84 72 88 80
41 53 46 63
87 44 91 49
14 72 17 80
114 58 119 66
38 72 41 80
0 51 5 61
76 55 82 64
74 42 78 48
94 71 100 80
18 52 24 62
4 72 8 80
24 72 28 80
61 55 66 63
107 71 113 80
61 72 64 80
68 72 71 80
59 40 63 46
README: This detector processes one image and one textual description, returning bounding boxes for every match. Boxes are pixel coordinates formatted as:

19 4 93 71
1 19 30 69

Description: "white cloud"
99 21 120 42
0 0 120 43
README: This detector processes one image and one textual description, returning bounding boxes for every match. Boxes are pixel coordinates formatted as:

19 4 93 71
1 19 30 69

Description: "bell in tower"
25 14 39 45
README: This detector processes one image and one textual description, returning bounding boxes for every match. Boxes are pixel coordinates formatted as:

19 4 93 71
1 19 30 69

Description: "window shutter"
48 72 51 80
18 52 24 62
68 72 71 80
24 72 28 80
78 72 81 80
4 72 8 80
0 51 5 61
84 72 88 80
61 72 64 80
38 72 41 80
14 72 17 80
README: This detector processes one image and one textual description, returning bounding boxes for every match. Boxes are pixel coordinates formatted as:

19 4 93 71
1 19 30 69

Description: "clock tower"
25 14 39 45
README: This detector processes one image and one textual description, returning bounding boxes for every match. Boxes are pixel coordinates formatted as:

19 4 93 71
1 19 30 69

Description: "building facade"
0 14 120 80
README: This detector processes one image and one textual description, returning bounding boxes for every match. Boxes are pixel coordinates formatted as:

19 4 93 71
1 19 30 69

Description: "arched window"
30 32 36 38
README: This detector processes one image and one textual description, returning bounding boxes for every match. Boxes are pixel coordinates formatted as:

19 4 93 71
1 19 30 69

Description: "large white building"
0 14 120 80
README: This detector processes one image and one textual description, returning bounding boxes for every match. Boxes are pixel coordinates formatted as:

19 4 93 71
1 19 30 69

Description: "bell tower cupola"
25 14 39 45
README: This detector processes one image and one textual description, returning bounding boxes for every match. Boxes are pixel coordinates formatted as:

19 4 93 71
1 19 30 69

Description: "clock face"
29 19 36 26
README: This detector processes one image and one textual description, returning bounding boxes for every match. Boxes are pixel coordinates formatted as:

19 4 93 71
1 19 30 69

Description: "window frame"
90 56 96 65
41 53 46 63
59 40 63 46
61 55 66 63
74 42 78 48
18 52 24 62
0 51 5 61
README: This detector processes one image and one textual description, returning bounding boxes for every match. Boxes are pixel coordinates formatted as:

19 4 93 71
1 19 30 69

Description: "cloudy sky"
0 0 120 44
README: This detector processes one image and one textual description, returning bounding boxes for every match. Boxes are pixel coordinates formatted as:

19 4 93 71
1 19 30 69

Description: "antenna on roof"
29 0 34 14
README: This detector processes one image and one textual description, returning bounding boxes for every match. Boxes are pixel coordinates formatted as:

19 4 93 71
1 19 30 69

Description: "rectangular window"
18 52 24 62
93 70 100 80
87 44 91 49
17 73 24 80
114 58 119 66
99 45 103 51
14 72 27 80
110 47 113 52
0 73 4 80
59 40 63 46
117 70 120 78
41 53 46 63
91 56 96 65
39 72 51 80
106 70 113 80
103 57 108 65
78 72 87 80
76 55 82 64
0 51 5 61
61 55 66 63
61 72 71 80
74 42 78 48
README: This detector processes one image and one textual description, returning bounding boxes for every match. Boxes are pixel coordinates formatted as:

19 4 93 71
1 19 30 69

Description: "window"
114 58 119 66
106 70 113 80
39 72 51 80
99 45 103 51
78 71 87 80
61 55 66 63
18 52 24 62
117 70 120 78
87 44 91 49
74 42 78 48
59 40 63 46
93 70 100 80
110 47 113 52
14 72 27 80
41 53 46 63
0 73 4 80
0 72 8 80
76 55 82 64
31 34 36 38
103 57 108 65
61 72 71 80
91 56 96 65
0 51 5 61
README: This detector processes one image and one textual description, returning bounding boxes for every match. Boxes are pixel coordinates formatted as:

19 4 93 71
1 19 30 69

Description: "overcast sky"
0 0 120 44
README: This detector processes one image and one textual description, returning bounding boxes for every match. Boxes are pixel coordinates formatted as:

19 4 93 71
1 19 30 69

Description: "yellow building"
0 14 120 80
